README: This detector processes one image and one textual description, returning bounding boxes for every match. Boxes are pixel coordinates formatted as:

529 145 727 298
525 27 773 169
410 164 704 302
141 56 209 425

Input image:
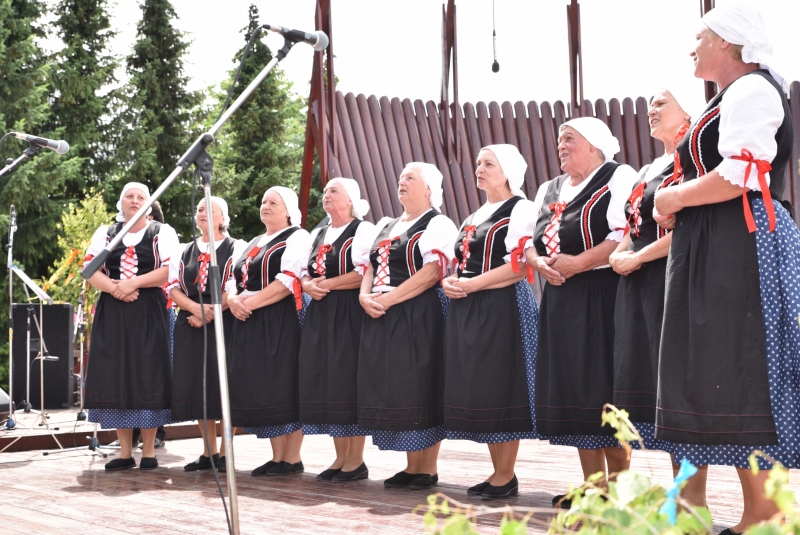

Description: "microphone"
263 25 329 52
41 356 59 362
12 132 69 155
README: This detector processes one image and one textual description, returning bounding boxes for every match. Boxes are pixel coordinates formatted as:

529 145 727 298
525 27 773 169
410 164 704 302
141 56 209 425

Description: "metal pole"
5 206 16 429
201 187 239 535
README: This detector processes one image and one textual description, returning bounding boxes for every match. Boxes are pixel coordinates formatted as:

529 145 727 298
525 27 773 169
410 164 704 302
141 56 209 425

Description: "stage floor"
1 430 798 534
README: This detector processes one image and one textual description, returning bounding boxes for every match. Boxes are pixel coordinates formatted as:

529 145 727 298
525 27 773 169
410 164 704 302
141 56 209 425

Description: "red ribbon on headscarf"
510 236 535 283
459 225 477 271
282 271 304 310
314 244 333 276
731 149 774 233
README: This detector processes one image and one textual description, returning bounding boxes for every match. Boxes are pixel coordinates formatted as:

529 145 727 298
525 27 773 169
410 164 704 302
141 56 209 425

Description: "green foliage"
48 0 118 189
208 3 306 240
110 0 202 239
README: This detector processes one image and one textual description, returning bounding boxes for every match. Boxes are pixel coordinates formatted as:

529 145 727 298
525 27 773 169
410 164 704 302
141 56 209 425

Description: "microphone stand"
2 205 16 430
81 36 300 535
0 144 42 179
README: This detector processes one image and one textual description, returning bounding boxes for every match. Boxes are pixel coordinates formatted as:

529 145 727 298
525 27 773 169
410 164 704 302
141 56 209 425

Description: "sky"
43 0 800 116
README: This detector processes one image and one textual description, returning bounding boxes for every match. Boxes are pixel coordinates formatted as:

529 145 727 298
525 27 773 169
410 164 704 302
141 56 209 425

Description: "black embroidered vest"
533 162 620 257
178 237 237 298
102 221 164 279
677 70 792 202
455 197 523 278
369 210 440 288
233 227 300 293
625 161 679 250
306 219 363 278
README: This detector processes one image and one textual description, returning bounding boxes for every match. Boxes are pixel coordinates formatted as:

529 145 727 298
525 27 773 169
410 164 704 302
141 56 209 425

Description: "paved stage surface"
1 423 798 534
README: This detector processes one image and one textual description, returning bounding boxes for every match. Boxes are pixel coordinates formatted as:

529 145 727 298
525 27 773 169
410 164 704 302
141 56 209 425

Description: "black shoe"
217 456 227 473
408 473 438 490
251 460 278 476
184 454 219 471
719 529 742 535
552 493 571 509
105 457 136 471
316 468 342 482
482 475 519 500
331 463 369 482
467 482 491 496
264 460 305 476
140 457 159 470
384 471 417 488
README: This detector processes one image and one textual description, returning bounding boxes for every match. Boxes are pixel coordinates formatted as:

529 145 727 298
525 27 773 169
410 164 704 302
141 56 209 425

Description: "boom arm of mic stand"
80 38 296 282
0 145 42 179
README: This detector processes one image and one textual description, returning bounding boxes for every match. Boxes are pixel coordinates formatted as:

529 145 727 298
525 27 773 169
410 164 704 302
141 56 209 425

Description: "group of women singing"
82 4 798 531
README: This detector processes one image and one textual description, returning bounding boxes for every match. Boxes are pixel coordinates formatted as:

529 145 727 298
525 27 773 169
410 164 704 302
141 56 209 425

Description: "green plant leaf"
615 471 652 506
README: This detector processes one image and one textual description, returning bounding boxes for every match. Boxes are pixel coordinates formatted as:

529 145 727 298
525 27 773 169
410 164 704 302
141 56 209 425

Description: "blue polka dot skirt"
446 280 541 444
302 423 368 437
89 408 171 430
367 289 448 452
245 422 302 439
169 308 176 361
663 199 800 469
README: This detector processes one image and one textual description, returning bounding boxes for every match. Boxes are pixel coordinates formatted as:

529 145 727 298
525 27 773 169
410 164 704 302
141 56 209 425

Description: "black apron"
656 70 792 445
444 197 534 433
85 222 171 410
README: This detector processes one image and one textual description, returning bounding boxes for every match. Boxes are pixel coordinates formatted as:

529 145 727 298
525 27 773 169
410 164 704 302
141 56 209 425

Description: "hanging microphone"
12 133 69 155
262 24 329 51
9 205 16 232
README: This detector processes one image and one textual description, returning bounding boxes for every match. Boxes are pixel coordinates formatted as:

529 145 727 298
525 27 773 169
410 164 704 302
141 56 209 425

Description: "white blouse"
368 210 458 292
84 220 180 280
715 74 785 191
300 220 377 278
165 238 248 295
531 163 638 243
460 197 537 270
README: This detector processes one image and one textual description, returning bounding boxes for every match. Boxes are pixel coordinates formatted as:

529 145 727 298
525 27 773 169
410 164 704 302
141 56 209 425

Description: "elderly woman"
358 162 457 490
653 5 799 532
526 118 637 506
226 186 312 477
609 89 711 505
298 178 375 483
166 197 246 471
442 144 539 499
83 182 179 471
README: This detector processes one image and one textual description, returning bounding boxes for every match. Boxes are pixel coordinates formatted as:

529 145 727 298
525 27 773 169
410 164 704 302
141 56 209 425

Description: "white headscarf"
115 182 152 222
481 144 528 199
326 177 370 219
196 196 230 236
562 117 621 163
659 84 706 121
406 162 444 211
702 3 788 93
265 186 302 227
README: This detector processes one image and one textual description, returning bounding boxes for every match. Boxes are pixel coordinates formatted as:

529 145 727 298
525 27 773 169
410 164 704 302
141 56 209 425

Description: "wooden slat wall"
312 90 800 226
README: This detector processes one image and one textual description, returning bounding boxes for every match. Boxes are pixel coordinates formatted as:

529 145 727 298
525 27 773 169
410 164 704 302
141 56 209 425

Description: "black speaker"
10 303 74 410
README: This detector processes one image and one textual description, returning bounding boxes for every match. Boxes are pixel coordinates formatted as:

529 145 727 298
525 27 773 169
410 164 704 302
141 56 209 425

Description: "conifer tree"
49 0 118 191
212 3 305 239
112 0 201 239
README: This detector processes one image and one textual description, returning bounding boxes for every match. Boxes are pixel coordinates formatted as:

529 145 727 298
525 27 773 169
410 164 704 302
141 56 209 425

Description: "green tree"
111 0 201 239
210 3 305 240
48 0 118 191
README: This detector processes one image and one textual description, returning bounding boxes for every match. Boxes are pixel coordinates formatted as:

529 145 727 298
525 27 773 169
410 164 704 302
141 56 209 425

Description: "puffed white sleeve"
716 75 784 191
418 214 458 269
156 224 180 267
83 225 110 269
275 229 313 292
503 199 538 263
605 165 639 241
351 221 376 275
299 227 323 278
165 243 189 295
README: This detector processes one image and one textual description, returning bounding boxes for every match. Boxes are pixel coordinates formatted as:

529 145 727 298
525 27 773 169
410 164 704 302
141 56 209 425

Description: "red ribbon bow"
374 237 399 287
282 271 304 310
626 181 647 237
240 247 260 287
459 225 477 271
731 149 775 233
543 202 567 257
510 236 535 283
194 252 210 292
314 244 333 276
